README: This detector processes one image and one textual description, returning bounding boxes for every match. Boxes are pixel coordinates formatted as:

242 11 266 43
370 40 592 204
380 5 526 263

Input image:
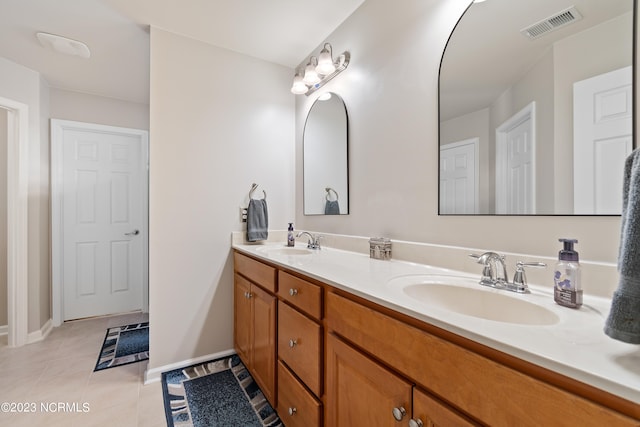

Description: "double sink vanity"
232 232 640 426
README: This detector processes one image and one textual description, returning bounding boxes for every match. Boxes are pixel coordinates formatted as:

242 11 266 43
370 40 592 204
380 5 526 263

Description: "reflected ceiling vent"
520 6 583 40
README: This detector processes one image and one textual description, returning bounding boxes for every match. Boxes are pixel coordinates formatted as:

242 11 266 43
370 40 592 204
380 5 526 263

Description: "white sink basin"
255 246 312 256
389 275 559 326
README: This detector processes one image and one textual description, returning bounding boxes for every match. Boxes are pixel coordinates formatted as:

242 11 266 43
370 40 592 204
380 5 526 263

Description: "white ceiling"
0 0 365 104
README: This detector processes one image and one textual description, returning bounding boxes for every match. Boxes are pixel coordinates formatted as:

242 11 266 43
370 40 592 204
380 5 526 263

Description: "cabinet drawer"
326 292 637 427
234 252 277 293
277 271 322 319
277 361 322 427
278 301 322 396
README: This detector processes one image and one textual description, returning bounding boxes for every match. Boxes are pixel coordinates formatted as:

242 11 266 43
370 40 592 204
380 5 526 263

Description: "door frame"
495 102 536 214
51 119 149 326
1 97 29 347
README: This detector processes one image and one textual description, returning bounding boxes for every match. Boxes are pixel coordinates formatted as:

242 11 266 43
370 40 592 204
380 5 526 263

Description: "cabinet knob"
289 288 298 296
245 292 252 299
288 407 297 416
289 338 297 348
392 406 407 421
409 419 424 427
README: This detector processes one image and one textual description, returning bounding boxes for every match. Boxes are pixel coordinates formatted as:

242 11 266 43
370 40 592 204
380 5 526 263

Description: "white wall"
148 28 294 370
49 88 149 131
0 108 7 327
296 0 623 274
0 57 50 333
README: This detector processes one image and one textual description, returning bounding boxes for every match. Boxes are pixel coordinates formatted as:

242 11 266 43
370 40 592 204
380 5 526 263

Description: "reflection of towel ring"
249 183 267 200
325 187 339 201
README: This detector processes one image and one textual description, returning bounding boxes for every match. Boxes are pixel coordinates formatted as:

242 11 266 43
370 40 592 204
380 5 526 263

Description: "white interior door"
52 120 148 322
574 66 632 214
439 138 478 214
496 103 535 214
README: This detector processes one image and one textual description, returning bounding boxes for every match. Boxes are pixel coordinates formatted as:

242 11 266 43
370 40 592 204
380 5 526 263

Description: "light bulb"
302 60 321 85
290 74 308 95
316 45 336 75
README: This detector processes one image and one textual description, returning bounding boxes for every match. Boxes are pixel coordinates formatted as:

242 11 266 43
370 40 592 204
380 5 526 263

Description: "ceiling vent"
520 6 583 40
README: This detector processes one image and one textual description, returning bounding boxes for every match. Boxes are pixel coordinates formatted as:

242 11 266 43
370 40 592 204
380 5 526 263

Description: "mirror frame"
302 92 350 215
437 0 637 216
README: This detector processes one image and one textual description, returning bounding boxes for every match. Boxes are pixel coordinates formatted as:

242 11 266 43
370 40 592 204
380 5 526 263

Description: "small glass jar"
369 237 392 260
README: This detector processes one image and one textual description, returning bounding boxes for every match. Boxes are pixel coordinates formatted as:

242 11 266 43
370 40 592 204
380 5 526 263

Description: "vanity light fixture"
290 42 350 96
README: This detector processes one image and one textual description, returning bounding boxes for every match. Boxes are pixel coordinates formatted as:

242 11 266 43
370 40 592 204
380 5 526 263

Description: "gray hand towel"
604 149 640 344
324 200 340 215
246 198 268 242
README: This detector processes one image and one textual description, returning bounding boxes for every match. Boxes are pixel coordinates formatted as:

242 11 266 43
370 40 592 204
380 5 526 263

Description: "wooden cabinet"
278 301 322 395
233 250 639 426
326 333 412 426
233 252 277 406
412 388 479 427
326 291 639 427
277 360 322 427
276 270 324 427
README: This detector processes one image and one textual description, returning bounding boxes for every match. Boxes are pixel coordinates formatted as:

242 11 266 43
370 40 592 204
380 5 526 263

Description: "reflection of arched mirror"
439 0 635 215
303 92 349 215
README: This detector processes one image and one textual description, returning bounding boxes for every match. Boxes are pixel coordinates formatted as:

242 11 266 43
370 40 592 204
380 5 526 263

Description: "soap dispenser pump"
287 223 295 247
554 238 582 308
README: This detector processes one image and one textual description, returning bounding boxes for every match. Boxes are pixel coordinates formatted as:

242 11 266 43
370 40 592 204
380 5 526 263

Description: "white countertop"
232 241 640 405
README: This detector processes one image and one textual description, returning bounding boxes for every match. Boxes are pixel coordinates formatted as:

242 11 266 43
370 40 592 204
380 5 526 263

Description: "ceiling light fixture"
290 42 350 96
36 32 91 59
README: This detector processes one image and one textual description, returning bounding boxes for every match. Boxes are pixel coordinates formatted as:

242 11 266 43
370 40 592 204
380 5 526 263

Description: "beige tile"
0 313 170 427
72 400 138 427
137 381 167 427
82 376 141 412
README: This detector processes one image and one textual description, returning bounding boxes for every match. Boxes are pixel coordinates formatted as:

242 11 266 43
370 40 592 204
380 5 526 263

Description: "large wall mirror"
303 92 349 215
439 0 635 215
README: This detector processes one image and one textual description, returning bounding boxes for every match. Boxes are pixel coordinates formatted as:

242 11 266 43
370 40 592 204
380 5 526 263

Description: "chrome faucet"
469 252 546 293
296 231 322 249
472 252 508 288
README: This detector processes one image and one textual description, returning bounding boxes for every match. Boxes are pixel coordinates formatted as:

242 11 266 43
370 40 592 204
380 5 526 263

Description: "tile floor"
0 312 166 427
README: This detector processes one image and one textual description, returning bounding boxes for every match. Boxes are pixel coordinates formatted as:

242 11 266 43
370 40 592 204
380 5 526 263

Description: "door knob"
125 229 140 236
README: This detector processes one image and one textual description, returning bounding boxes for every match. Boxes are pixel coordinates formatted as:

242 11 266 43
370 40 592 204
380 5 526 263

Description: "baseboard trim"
0 325 7 336
27 318 53 344
144 348 236 385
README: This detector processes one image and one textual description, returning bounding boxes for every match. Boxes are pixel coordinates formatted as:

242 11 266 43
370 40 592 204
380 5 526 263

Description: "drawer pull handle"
392 406 407 421
288 407 297 416
409 419 424 427
289 339 297 348
289 288 298 296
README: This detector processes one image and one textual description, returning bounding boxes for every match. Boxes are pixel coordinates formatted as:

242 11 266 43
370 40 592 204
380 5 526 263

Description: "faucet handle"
511 261 546 293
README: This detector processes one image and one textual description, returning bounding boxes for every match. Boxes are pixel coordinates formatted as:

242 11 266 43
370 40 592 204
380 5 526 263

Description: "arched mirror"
303 92 349 215
439 0 635 215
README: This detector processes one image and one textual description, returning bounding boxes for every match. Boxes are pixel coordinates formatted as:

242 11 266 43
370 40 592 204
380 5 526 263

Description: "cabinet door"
251 284 277 406
412 387 479 427
326 333 412 427
234 273 252 365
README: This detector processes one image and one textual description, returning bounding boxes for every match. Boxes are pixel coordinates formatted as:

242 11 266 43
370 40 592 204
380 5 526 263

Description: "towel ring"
325 187 339 201
249 183 267 200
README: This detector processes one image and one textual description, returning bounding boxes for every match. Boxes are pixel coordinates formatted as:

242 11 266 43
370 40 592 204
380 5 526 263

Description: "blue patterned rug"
94 322 149 371
162 355 282 427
